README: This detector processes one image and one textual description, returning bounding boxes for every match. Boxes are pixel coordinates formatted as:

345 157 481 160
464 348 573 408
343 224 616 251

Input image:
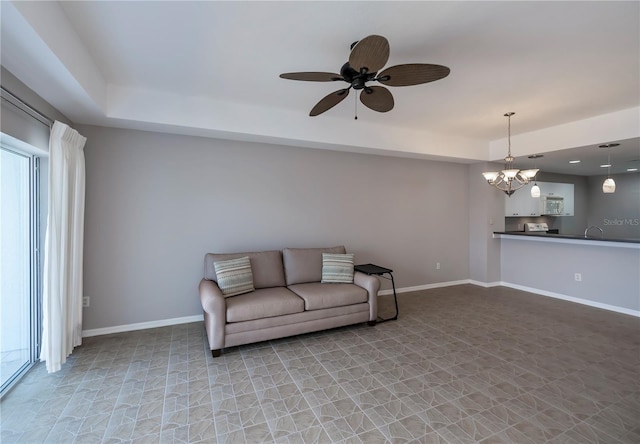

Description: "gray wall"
500 237 640 312
587 173 640 240
468 162 505 283
79 125 470 330
4 65 635 332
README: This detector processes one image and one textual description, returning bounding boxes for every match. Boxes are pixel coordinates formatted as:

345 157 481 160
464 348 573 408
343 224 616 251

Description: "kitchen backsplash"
504 215 561 232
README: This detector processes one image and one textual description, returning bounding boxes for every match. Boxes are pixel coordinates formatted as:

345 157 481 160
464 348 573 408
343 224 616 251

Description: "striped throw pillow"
214 256 254 297
321 253 355 283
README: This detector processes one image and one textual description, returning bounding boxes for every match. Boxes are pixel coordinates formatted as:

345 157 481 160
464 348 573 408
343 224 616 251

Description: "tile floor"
1 284 639 443
1 348 30 389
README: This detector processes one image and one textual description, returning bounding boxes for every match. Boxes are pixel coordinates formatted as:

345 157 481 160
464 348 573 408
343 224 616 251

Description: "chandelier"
482 112 539 196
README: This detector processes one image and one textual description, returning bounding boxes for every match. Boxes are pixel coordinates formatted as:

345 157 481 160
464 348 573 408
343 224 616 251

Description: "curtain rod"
1 86 54 128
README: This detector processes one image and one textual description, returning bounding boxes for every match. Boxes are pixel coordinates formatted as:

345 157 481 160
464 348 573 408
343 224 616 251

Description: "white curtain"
40 121 87 373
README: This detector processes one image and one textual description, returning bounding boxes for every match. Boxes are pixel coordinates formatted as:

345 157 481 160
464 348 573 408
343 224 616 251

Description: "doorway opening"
1 140 41 397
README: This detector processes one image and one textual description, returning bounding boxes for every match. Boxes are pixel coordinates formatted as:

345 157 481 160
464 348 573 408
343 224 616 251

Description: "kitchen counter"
494 231 640 246
495 231 640 315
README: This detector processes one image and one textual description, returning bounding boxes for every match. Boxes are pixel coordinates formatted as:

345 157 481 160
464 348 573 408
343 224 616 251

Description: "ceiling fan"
280 35 450 117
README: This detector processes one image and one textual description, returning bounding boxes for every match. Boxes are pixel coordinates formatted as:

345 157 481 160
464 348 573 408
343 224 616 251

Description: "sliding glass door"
0 144 40 395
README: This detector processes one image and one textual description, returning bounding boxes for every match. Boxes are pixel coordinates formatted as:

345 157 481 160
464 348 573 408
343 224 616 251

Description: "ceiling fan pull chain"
354 92 358 120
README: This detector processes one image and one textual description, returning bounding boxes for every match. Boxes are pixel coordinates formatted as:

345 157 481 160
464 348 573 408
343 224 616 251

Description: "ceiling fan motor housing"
340 62 376 90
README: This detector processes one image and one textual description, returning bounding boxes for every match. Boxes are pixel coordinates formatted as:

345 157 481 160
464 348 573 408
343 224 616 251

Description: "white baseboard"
83 280 638 338
84 282 469 338
496 282 640 317
381 279 639 317
467 280 502 288
82 314 204 338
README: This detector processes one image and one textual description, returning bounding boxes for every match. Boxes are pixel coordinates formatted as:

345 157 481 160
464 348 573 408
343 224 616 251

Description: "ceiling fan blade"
349 35 390 74
280 72 343 82
359 86 394 113
378 64 450 86
309 88 350 116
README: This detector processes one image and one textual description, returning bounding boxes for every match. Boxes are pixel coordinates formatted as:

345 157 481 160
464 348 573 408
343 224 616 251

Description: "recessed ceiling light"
569 160 581 164
627 168 639 172
600 164 611 168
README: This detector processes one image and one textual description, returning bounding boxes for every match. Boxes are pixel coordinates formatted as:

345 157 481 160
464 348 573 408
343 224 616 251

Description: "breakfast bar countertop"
494 231 640 246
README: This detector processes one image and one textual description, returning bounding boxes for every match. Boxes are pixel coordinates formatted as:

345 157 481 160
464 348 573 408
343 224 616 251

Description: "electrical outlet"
436 262 441 270
574 273 582 282
83 296 90 307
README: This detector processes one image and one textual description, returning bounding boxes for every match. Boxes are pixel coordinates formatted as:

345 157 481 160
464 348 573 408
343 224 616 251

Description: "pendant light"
603 177 616 193
482 112 539 196
531 181 541 198
528 154 543 198
600 143 618 194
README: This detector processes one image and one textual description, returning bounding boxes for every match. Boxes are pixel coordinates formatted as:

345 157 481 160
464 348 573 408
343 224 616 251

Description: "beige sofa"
199 246 380 357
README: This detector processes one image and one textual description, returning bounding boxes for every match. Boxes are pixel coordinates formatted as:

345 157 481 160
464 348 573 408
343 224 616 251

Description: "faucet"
584 226 603 238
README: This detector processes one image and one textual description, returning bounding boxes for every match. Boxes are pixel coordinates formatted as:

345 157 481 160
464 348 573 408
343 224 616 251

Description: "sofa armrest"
354 271 380 322
199 279 226 351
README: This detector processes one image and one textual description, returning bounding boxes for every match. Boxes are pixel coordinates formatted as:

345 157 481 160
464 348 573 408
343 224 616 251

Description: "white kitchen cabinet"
557 183 574 216
538 182 574 216
504 182 540 217
504 181 574 217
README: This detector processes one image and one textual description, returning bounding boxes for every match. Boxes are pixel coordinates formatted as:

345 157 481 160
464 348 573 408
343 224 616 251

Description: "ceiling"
1 1 639 169
503 137 640 177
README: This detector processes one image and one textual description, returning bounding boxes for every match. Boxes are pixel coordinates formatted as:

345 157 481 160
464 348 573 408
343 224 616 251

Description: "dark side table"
354 263 398 323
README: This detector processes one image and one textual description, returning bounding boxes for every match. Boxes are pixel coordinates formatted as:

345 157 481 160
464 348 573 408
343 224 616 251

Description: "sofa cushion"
283 246 346 285
321 253 354 283
226 287 305 323
214 256 254 297
205 250 285 289
288 282 368 311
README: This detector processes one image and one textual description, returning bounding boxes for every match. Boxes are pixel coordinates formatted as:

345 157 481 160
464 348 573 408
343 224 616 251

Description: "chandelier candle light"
483 112 539 196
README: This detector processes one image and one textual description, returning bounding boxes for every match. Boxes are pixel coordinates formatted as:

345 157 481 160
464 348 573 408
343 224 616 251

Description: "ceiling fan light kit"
280 35 450 117
483 112 539 197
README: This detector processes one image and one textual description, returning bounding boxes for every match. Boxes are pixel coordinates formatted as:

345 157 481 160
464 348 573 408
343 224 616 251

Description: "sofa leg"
211 349 221 358
367 320 377 327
